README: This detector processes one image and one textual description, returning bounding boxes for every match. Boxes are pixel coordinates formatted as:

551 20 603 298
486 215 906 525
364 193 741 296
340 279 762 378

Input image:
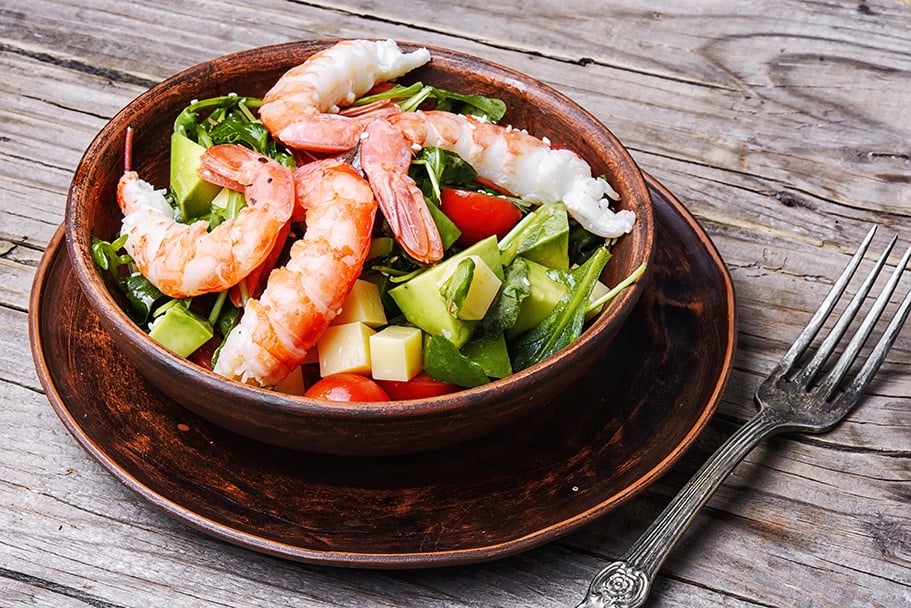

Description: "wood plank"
1 0 909 606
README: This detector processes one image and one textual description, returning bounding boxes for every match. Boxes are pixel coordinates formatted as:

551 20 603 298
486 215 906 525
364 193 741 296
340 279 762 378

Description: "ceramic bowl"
65 39 655 456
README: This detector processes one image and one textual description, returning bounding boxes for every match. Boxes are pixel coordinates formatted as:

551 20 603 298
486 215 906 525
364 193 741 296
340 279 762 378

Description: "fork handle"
577 408 785 608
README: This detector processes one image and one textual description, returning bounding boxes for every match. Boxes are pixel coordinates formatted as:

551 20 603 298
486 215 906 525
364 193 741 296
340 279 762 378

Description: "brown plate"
29 175 735 569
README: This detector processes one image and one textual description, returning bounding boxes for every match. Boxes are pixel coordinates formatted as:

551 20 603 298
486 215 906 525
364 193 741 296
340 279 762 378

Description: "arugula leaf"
430 89 507 122
424 334 490 388
91 234 131 272
410 147 478 203
172 94 293 166
354 82 507 122
509 246 612 371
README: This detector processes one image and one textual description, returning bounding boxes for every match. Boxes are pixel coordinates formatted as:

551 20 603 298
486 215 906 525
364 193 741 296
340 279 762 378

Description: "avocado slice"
389 236 502 348
170 131 221 220
506 258 567 339
148 303 214 358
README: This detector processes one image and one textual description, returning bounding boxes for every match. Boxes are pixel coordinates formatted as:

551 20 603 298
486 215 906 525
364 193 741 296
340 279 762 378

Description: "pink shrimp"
213 158 378 387
117 141 294 299
259 39 430 153
360 118 444 264
389 110 637 238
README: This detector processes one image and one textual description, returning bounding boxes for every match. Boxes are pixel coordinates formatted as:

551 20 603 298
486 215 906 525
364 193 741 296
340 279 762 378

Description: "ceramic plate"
29 175 735 568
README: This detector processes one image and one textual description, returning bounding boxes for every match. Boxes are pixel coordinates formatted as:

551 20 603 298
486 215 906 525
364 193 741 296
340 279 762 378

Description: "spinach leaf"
424 334 490 388
499 202 570 267
121 274 167 325
509 246 612 371
476 257 531 337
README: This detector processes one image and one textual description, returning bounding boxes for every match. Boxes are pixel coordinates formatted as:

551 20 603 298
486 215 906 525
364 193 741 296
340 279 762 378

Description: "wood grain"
2 0 910 606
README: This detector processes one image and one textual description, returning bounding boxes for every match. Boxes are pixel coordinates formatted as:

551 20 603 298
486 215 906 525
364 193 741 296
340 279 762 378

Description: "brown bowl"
65 39 655 456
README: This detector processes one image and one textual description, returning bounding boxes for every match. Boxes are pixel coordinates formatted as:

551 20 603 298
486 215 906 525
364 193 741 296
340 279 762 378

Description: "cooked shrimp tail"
391 110 636 238
259 39 430 152
360 118 444 264
117 141 294 298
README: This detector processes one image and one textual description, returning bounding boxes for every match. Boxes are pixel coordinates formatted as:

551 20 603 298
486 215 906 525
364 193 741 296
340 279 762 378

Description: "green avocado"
148 303 214 358
389 236 502 348
170 131 221 220
506 258 567 339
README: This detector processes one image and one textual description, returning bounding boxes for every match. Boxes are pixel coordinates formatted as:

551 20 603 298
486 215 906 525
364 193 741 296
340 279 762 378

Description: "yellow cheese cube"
450 255 502 321
585 279 611 320
274 365 307 396
331 279 388 327
369 326 423 382
317 322 375 376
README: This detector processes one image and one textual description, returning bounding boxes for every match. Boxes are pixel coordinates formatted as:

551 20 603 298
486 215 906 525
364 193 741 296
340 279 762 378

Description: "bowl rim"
65 38 655 422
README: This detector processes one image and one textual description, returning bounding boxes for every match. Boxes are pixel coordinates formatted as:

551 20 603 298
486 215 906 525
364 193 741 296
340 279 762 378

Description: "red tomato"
376 373 461 400
304 373 390 402
188 336 221 371
440 188 522 246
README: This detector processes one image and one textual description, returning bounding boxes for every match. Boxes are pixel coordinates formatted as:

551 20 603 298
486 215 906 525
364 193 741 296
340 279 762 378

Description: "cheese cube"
274 365 307 396
369 326 423 382
317 322 376 376
331 279 388 327
449 255 502 321
585 279 611 320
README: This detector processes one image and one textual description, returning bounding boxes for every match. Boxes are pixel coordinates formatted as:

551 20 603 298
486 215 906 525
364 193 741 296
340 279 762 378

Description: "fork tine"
774 226 877 376
835 277 911 406
794 234 898 385
818 243 911 400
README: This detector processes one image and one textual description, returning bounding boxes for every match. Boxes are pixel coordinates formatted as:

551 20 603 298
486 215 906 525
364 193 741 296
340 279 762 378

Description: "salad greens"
356 82 507 122
94 80 643 391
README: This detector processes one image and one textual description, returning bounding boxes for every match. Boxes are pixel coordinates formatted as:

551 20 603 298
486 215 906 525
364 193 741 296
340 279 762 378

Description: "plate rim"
29 173 736 568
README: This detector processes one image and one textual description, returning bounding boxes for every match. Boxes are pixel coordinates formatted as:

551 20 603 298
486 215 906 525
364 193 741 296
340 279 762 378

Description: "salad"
93 80 644 401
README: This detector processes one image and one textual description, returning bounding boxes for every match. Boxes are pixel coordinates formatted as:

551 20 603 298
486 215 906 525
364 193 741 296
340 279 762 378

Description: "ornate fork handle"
577 408 785 608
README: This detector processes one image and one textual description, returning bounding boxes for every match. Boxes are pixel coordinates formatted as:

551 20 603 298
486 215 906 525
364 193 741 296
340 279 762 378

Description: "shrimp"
213 158 378 387
117 141 294 299
360 117 444 264
389 110 637 238
259 39 430 153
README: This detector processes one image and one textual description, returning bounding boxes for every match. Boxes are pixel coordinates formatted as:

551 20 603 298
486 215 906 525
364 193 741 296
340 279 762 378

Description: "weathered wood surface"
2 1 910 606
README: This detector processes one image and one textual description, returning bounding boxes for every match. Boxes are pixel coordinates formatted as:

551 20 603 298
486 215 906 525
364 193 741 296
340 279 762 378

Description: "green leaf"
410 147 478 203
430 89 507 123
499 202 570 267
354 82 508 123
172 94 293 167
509 246 612 371
440 257 476 319
423 334 490 388
477 257 531 337
121 274 167 325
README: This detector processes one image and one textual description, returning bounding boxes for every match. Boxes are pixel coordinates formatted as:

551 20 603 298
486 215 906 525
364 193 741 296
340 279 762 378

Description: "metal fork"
576 227 911 608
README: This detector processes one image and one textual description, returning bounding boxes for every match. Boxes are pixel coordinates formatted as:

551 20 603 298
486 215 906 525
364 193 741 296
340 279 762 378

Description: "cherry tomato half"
304 373 390 402
188 336 221 371
440 188 522 247
376 373 461 400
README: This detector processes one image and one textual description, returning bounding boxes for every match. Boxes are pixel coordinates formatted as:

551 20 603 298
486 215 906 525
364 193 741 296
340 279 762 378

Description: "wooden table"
3 1 910 606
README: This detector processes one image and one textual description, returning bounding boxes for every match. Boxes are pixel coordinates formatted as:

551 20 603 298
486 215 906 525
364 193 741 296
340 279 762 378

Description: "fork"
576 226 911 608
